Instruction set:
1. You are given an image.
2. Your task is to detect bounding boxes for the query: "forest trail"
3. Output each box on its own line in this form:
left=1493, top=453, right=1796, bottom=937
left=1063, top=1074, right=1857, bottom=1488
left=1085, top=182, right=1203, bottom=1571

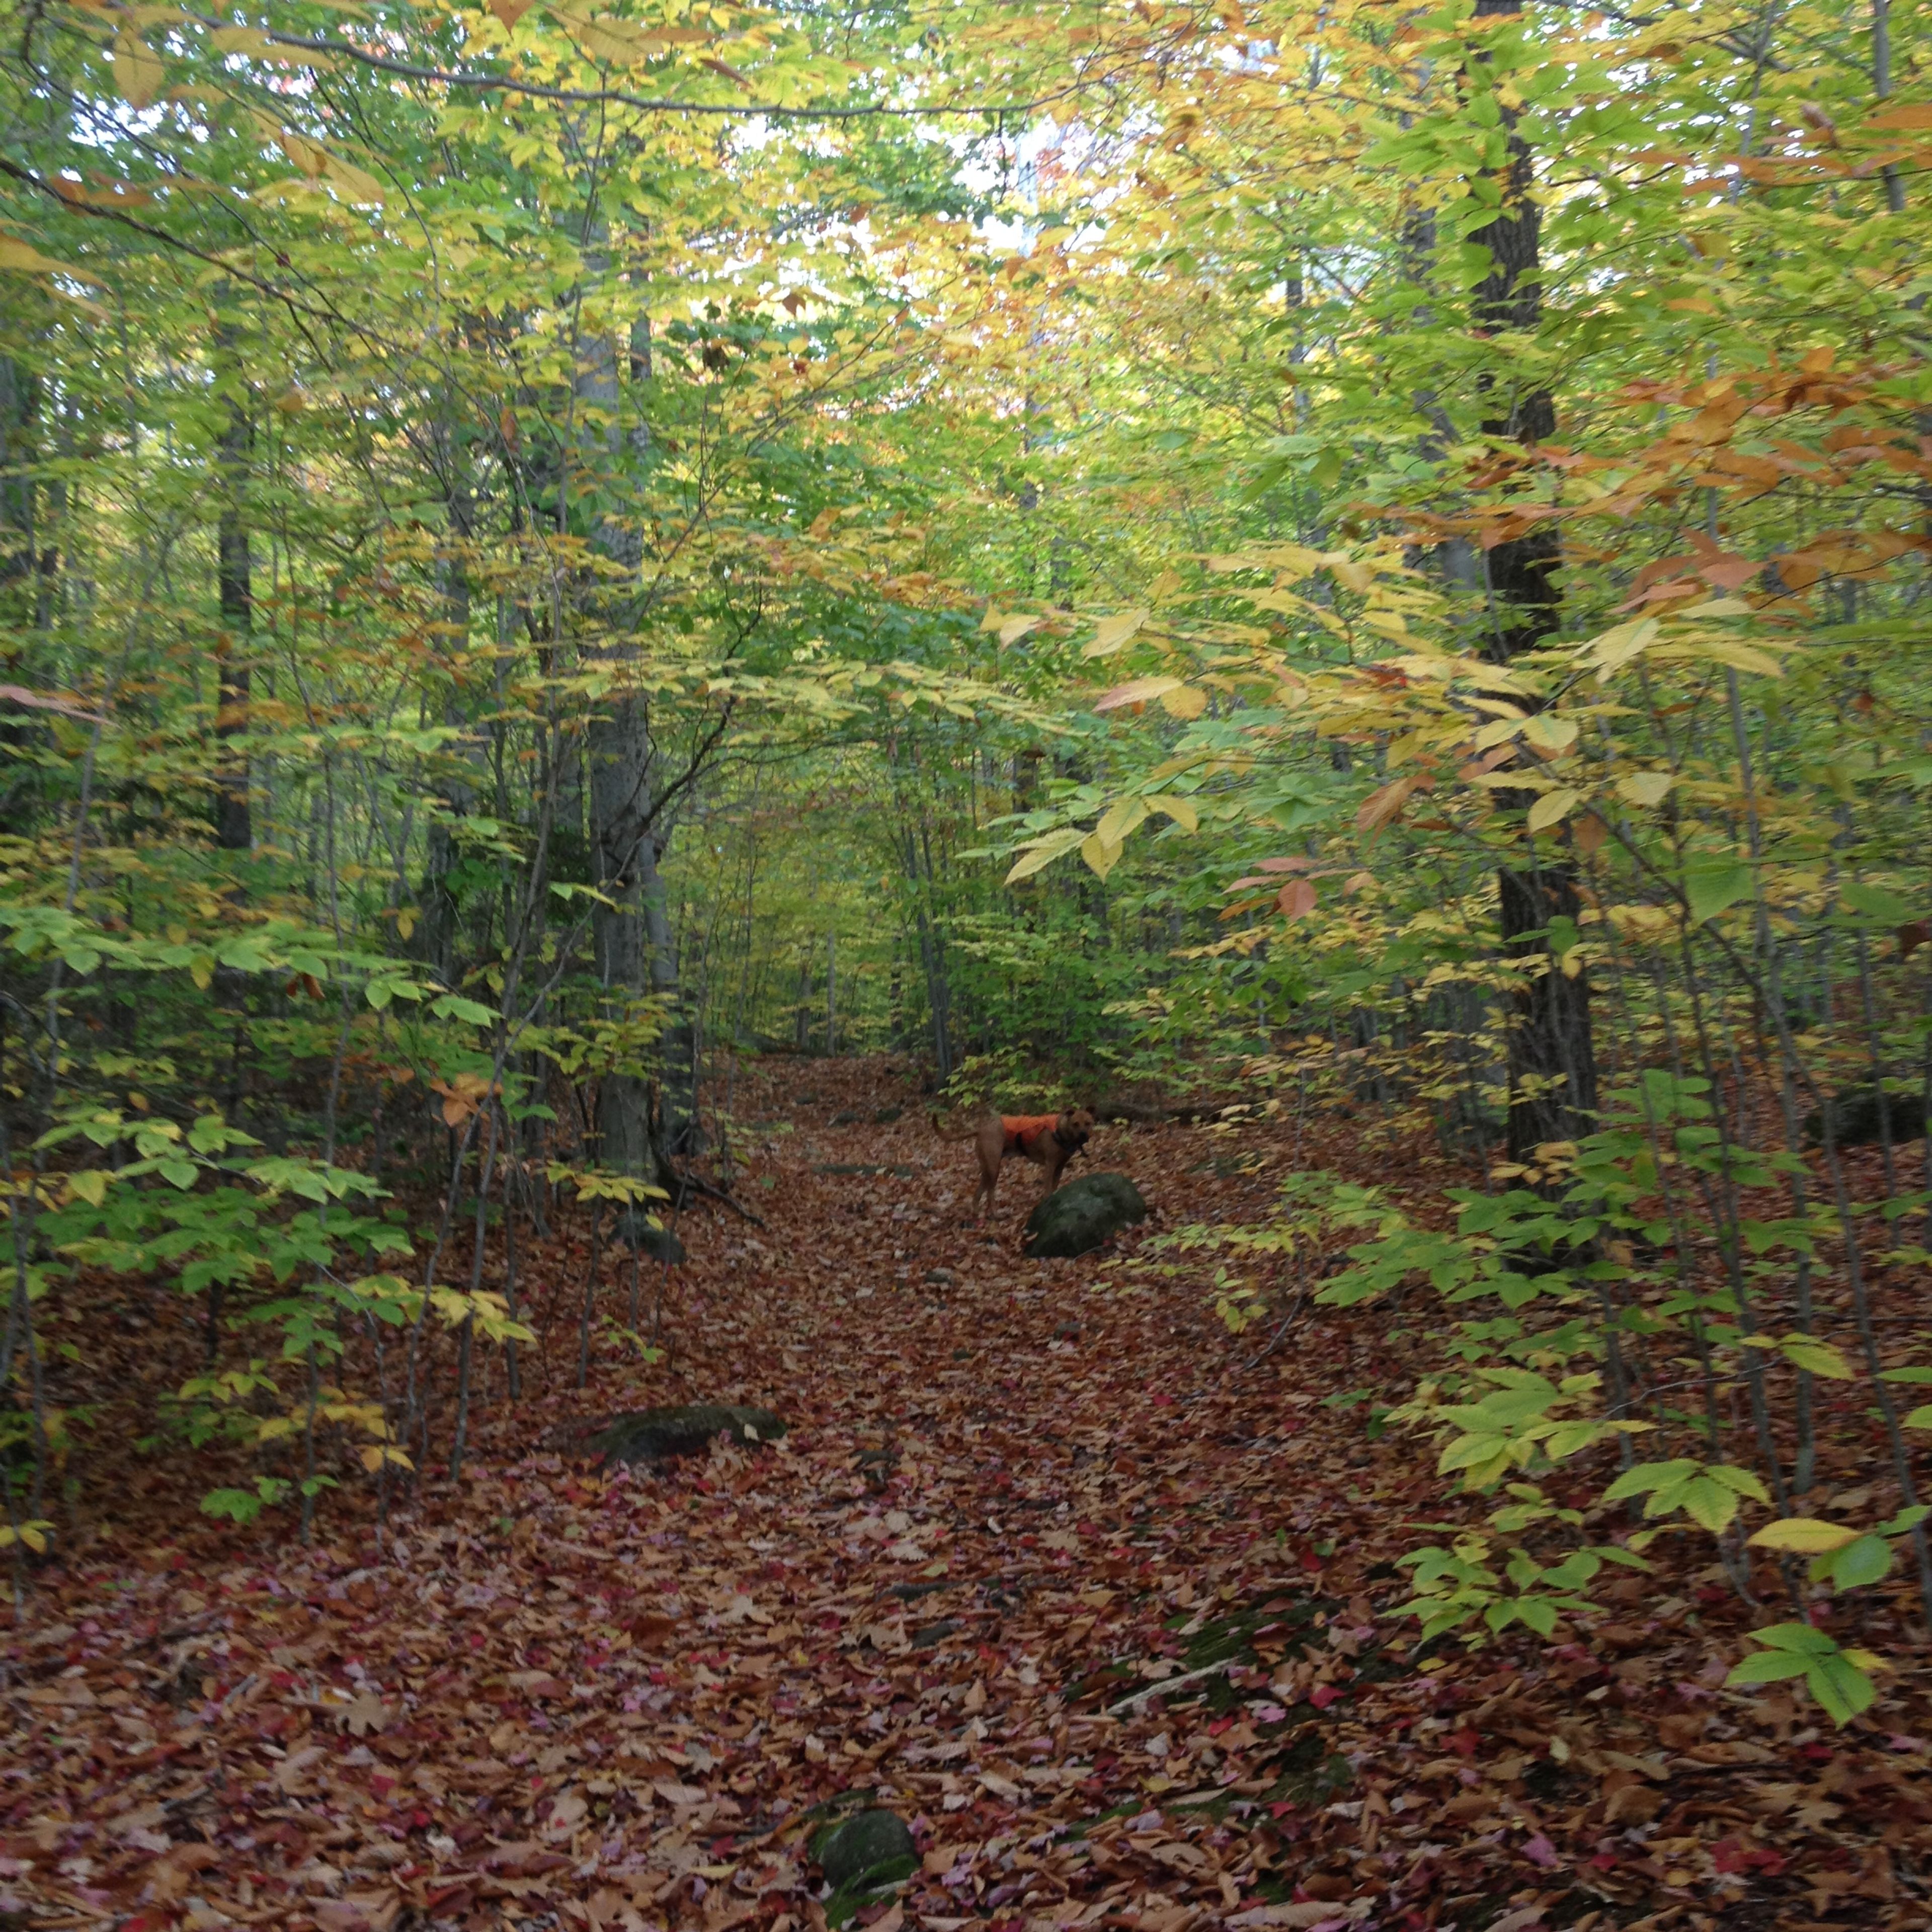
left=8, top=1062, right=1919, bottom=1932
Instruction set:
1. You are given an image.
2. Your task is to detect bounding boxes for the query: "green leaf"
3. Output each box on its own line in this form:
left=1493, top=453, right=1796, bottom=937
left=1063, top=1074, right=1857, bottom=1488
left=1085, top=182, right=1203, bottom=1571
left=1777, top=1335, right=1854, bottom=1378
left=1746, top=1621, right=1837, bottom=1655
left=1814, top=1534, right=1892, bottom=1591
left=1005, top=827, right=1085, bottom=883
left=1725, top=1650, right=1812, bottom=1685
left=1841, top=881, right=1919, bottom=925
left=1684, top=860, right=1754, bottom=925
left=1603, top=1459, right=1694, bottom=1501
left=1804, top=1652, right=1878, bottom=1727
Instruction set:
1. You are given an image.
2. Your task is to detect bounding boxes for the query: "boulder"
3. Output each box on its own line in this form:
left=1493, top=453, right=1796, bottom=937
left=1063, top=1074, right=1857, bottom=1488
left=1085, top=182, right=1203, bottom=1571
left=611, top=1211, right=686, bottom=1265
left=1024, top=1172, right=1148, bottom=1258
left=814, top=1809, right=917, bottom=1894
left=589, top=1404, right=784, bottom=1465
left=1805, top=1084, right=1930, bottom=1148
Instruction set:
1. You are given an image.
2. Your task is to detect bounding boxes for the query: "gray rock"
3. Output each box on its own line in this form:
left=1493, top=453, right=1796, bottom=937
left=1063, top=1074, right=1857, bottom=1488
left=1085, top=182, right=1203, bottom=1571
left=589, top=1404, right=784, bottom=1465
left=1023, top=1172, right=1148, bottom=1259
left=815, top=1809, right=917, bottom=1893
left=872, top=1104, right=904, bottom=1124
left=611, top=1211, right=685, bottom=1265
left=1805, top=1083, right=1929, bottom=1148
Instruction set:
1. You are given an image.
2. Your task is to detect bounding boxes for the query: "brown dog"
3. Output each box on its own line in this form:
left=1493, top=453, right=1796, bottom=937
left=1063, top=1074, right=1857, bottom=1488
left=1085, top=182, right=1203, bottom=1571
left=973, top=1108, right=1094, bottom=1216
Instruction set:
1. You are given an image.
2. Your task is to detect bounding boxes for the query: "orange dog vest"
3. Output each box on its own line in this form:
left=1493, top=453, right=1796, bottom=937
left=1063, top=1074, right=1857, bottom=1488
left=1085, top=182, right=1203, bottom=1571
left=1001, top=1114, right=1063, bottom=1157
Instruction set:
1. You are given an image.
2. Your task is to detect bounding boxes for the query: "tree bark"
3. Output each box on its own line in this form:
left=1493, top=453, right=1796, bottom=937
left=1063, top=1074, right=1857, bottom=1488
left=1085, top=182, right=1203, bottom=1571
left=213, top=340, right=253, bottom=853
left=575, top=276, right=697, bottom=1188
left=1470, top=0, right=1597, bottom=1162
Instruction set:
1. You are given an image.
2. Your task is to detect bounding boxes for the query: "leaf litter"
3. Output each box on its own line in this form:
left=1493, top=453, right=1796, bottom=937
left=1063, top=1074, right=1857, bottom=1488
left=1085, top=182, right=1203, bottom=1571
left=5, top=1059, right=1931, bottom=1932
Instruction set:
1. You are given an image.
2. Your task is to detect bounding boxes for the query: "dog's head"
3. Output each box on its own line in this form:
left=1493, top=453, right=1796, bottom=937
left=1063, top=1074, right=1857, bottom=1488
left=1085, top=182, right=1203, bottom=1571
left=1055, top=1107, right=1095, bottom=1151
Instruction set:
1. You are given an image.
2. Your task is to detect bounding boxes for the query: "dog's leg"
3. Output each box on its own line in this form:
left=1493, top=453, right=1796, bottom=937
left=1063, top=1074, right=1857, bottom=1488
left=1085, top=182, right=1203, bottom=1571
left=973, top=1118, right=1002, bottom=1222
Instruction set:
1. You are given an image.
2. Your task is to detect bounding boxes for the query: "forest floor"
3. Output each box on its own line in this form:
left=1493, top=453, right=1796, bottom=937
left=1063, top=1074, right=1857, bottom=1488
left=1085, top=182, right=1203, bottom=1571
left=4, top=1058, right=1930, bottom=1932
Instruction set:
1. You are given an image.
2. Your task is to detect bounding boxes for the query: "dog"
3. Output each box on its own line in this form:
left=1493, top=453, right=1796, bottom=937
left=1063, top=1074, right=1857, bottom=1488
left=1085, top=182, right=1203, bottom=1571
left=972, top=1107, right=1094, bottom=1216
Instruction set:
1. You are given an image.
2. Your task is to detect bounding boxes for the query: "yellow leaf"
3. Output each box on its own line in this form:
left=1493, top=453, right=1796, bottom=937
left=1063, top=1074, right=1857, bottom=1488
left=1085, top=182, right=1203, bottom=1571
left=1147, top=795, right=1198, bottom=833
left=1159, top=683, right=1208, bottom=719
left=1080, top=831, right=1123, bottom=880
left=0, top=234, right=96, bottom=282
left=1520, top=712, right=1579, bottom=755
left=281, top=131, right=328, bottom=179
left=1689, top=636, right=1784, bottom=679
left=396, top=907, right=418, bottom=941
left=65, top=1170, right=109, bottom=1207
left=1329, top=559, right=1374, bottom=595
left=1747, top=1517, right=1860, bottom=1554
left=1096, top=675, right=1181, bottom=713
left=113, top=28, right=165, bottom=108
left=1095, top=798, right=1149, bottom=847
left=321, top=150, right=387, bottom=205
left=1585, top=617, right=1660, bottom=680
left=577, top=14, right=656, bottom=61
left=1617, top=770, right=1675, bottom=807
left=998, top=613, right=1043, bottom=648
left=1527, top=787, right=1580, bottom=834
left=1082, top=608, right=1149, bottom=659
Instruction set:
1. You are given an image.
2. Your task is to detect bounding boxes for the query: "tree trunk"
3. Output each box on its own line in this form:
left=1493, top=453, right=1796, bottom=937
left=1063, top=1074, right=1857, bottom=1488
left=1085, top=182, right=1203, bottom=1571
left=576, top=276, right=694, bottom=1187
left=589, top=684, right=655, bottom=1179
left=1470, top=0, right=1597, bottom=1162
left=0, top=356, right=37, bottom=604
left=213, top=343, right=253, bottom=853
left=421, top=469, right=475, bottom=985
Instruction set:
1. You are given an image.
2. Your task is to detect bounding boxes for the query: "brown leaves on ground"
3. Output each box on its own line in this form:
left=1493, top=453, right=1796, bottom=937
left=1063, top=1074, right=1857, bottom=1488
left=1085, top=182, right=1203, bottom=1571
left=4, top=1060, right=1930, bottom=1932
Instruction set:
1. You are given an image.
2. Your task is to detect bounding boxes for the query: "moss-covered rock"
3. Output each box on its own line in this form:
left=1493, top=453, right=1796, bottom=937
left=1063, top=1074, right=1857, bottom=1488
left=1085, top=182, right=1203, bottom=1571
left=813, top=1808, right=916, bottom=1893
left=1023, top=1172, right=1148, bottom=1259
left=589, top=1404, right=784, bottom=1465
left=611, top=1211, right=686, bottom=1264
left=1804, top=1083, right=1930, bottom=1148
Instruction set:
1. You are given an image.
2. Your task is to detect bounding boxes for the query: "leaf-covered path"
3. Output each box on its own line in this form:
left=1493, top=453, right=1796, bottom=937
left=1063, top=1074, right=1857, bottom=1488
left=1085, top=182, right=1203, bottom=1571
left=6, top=1062, right=1928, bottom=1932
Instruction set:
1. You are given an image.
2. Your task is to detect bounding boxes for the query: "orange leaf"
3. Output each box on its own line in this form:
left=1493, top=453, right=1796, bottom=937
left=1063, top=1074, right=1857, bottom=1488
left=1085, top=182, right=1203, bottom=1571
left=1356, top=777, right=1416, bottom=834
left=1277, top=878, right=1317, bottom=919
